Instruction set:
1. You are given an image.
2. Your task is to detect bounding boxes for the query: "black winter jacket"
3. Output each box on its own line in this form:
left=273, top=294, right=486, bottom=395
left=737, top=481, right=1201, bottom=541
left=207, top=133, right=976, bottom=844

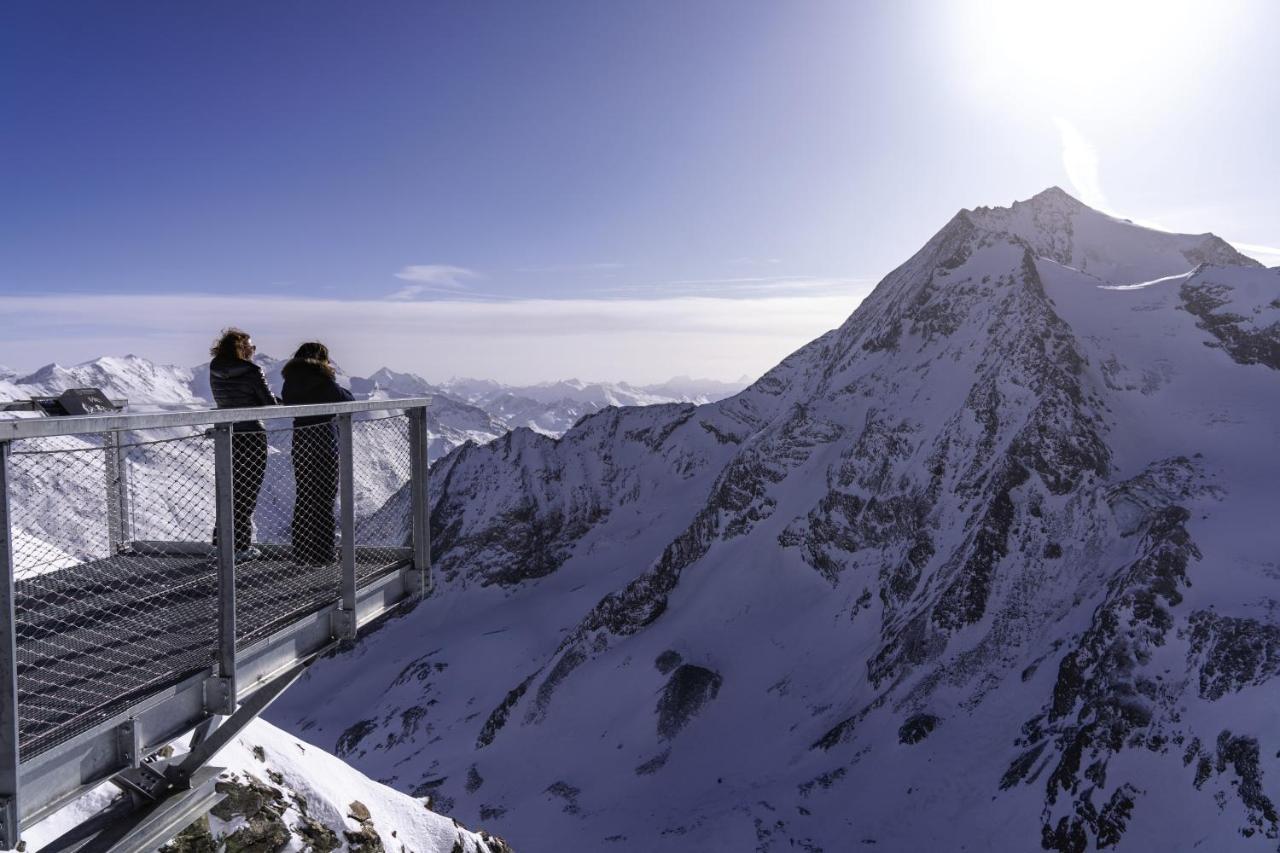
left=209, top=356, right=278, bottom=430
left=281, top=358, right=354, bottom=428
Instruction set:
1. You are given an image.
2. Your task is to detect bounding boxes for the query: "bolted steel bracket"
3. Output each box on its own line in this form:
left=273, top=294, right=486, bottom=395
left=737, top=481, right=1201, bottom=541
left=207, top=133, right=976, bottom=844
left=202, top=677, right=236, bottom=716
left=403, top=566, right=427, bottom=601
left=113, top=762, right=176, bottom=803
left=117, top=719, right=143, bottom=768
left=331, top=608, right=357, bottom=642
left=0, top=796, right=16, bottom=851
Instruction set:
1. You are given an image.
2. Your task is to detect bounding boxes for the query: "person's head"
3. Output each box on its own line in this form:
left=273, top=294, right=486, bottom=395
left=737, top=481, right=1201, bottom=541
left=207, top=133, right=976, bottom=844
left=210, top=328, right=255, bottom=361
left=293, top=341, right=330, bottom=364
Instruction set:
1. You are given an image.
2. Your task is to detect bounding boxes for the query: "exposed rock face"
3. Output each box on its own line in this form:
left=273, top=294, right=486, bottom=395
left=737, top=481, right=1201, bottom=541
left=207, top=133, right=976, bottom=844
left=269, top=189, right=1280, bottom=851
left=1180, top=278, right=1280, bottom=370
left=897, top=713, right=939, bottom=745
left=1190, top=612, right=1280, bottom=701
left=656, top=665, right=723, bottom=740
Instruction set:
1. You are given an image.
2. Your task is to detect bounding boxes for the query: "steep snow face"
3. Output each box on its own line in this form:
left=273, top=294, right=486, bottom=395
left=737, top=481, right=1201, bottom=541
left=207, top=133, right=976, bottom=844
left=22, top=719, right=510, bottom=853
left=266, top=188, right=1280, bottom=852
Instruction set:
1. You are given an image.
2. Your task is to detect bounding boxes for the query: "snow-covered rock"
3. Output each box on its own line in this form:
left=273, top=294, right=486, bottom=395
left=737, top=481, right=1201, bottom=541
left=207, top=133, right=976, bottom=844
left=22, top=719, right=511, bottom=853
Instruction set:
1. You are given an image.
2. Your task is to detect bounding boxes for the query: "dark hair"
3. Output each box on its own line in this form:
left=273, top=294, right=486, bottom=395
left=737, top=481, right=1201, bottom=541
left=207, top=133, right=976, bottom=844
left=210, top=328, right=255, bottom=360
left=293, top=341, right=330, bottom=363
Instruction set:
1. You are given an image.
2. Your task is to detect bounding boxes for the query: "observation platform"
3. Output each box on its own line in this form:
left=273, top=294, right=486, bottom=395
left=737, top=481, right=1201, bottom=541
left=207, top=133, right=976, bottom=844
left=0, top=398, right=432, bottom=851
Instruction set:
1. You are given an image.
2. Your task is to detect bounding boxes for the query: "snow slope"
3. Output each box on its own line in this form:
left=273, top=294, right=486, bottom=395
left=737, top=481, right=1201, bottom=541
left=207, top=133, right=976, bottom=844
left=263, top=188, right=1280, bottom=852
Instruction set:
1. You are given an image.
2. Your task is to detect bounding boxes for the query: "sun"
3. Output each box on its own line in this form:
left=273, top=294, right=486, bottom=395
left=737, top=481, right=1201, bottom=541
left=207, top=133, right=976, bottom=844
left=954, top=0, right=1236, bottom=117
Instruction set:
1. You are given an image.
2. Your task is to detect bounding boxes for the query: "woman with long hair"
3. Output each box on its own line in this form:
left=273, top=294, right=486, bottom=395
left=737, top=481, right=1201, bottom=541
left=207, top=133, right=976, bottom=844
left=208, top=327, right=278, bottom=560
left=281, top=341, right=353, bottom=565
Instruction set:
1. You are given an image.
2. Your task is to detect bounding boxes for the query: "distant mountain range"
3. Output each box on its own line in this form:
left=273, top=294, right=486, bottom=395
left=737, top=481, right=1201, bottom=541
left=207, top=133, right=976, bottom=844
left=0, top=357, right=750, bottom=460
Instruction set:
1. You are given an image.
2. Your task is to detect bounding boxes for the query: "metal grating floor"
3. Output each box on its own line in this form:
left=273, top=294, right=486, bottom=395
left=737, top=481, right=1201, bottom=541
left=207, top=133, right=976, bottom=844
left=14, top=547, right=407, bottom=758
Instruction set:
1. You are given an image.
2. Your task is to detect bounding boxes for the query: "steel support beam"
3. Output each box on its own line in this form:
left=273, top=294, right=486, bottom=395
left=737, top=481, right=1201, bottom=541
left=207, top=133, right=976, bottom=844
left=210, top=425, right=237, bottom=715
left=0, top=441, right=20, bottom=848
left=408, top=406, right=431, bottom=599
left=335, top=414, right=357, bottom=640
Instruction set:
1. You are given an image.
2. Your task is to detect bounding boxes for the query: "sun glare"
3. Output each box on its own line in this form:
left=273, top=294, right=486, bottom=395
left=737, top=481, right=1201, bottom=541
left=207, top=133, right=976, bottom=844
left=958, top=0, right=1236, bottom=116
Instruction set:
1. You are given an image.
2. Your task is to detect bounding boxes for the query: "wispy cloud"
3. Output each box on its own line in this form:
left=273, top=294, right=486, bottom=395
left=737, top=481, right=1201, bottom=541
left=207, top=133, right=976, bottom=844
left=1230, top=241, right=1280, bottom=266
left=389, top=264, right=479, bottom=299
left=598, top=275, right=873, bottom=298
left=514, top=262, right=624, bottom=274
left=1053, top=117, right=1110, bottom=213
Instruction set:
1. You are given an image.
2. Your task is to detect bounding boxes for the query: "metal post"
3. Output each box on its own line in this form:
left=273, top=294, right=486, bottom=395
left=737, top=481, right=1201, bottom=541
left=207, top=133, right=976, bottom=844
left=0, top=441, right=21, bottom=848
left=334, top=415, right=357, bottom=640
left=209, top=425, right=237, bottom=715
left=408, top=405, right=431, bottom=599
left=103, top=431, right=131, bottom=555
left=115, top=430, right=132, bottom=551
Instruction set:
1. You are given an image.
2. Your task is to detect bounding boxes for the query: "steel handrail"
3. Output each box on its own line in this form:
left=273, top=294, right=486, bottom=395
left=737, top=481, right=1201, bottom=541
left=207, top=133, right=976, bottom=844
left=0, top=397, right=432, bottom=440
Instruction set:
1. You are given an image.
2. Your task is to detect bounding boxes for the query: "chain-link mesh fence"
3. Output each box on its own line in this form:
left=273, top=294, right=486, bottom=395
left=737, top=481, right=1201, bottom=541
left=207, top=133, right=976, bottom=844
left=8, top=430, right=218, bottom=758
left=4, top=407, right=420, bottom=757
left=351, top=414, right=414, bottom=585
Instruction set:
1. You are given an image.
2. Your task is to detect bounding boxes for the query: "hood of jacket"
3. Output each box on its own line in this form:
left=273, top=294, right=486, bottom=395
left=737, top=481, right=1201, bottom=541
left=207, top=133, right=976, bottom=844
left=281, top=357, right=336, bottom=392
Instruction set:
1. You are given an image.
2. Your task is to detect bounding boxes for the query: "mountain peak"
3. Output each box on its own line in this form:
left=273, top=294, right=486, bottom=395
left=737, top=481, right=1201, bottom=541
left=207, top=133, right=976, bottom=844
left=1026, top=184, right=1086, bottom=209
left=957, top=187, right=1260, bottom=285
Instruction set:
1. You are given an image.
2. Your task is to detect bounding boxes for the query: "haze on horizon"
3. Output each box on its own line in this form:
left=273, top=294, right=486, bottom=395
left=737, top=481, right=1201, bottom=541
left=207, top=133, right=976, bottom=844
left=2, top=0, right=1276, bottom=383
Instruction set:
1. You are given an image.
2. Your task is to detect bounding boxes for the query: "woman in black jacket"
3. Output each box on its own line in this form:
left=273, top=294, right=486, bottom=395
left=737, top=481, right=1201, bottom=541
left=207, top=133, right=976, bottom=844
left=281, top=342, right=353, bottom=565
left=209, top=328, right=278, bottom=559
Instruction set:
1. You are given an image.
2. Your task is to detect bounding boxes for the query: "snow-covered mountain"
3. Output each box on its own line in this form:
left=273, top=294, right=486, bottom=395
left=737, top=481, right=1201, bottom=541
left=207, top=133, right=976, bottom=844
left=8, top=355, right=197, bottom=408
left=437, top=376, right=752, bottom=435
left=262, top=188, right=1280, bottom=851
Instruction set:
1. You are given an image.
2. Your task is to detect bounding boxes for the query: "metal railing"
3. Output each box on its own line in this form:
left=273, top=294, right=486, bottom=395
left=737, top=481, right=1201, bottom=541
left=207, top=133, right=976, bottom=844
left=0, top=398, right=431, bottom=847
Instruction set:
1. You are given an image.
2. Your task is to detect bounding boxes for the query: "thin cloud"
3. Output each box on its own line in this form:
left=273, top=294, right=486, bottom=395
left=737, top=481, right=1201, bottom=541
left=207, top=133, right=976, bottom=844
left=1053, top=117, right=1110, bottom=213
left=1230, top=241, right=1280, bottom=266
left=599, top=275, right=873, bottom=298
left=389, top=264, right=479, bottom=299
left=514, top=262, right=624, bottom=273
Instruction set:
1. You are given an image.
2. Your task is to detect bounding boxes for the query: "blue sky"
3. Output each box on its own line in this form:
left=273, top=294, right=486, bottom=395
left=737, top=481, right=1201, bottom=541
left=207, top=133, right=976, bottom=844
left=2, top=0, right=1277, bottom=381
